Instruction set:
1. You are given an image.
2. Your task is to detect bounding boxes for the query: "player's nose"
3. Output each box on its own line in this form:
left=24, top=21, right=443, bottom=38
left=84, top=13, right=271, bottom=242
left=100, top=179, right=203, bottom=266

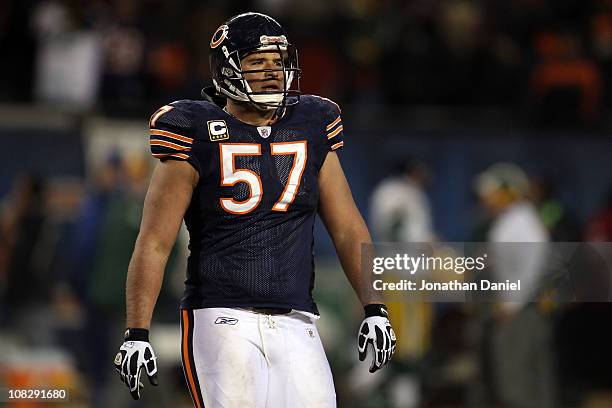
left=264, top=66, right=281, bottom=79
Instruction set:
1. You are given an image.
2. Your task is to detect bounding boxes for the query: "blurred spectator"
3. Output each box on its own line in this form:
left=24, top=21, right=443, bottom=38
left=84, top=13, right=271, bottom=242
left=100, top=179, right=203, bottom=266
left=1, top=0, right=612, bottom=119
left=476, top=162, right=548, bottom=244
left=1, top=174, right=48, bottom=313
left=147, top=42, right=190, bottom=103
left=475, top=162, right=549, bottom=307
left=99, top=0, right=147, bottom=116
left=370, top=158, right=434, bottom=243
left=369, top=158, right=435, bottom=408
left=474, top=162, right=554, bottom=408
left=529, top=30, right=602, bottom=125
left=32, top=0, right=102, bottom=110
left=64, top=151, right=123, bottom=298
left=87, top=153, right=150, bottom=315
left=84, top=153, right=149, bottom=407
left=76, top=152, right=181, bottom=406
left=47, top=152, right=124, bottom=407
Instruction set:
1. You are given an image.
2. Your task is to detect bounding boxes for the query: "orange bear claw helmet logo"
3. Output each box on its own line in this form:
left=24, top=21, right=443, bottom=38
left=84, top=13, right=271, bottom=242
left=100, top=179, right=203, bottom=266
left=210, top=25, right=229, bottom=49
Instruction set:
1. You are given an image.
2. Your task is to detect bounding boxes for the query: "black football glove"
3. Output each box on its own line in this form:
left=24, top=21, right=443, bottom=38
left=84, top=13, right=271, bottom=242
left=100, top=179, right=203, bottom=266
left=358, top=304, right=396, bottom=373
left=114, top=328, right=158, bottom=400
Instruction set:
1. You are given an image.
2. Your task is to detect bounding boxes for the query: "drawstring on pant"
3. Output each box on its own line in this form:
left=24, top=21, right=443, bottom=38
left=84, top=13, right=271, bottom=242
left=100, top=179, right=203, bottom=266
left=258, top=314, right=277, bottom=367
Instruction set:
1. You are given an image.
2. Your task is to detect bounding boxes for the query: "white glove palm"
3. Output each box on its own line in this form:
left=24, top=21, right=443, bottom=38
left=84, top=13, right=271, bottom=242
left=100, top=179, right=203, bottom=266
left=114, top=339, right=158, bottom=399
left=358, top=305, right=396, bottom=373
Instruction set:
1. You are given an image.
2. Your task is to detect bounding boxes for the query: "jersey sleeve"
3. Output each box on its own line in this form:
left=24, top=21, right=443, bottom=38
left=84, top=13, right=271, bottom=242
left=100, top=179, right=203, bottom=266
left=321, top=99, right=344, bottom=152
left=148, top=102, right=201, bottom=174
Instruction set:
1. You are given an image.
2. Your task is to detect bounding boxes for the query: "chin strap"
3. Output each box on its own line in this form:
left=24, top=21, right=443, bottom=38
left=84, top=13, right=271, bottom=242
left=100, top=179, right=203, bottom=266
left=266, top=106, right=286, bottom=125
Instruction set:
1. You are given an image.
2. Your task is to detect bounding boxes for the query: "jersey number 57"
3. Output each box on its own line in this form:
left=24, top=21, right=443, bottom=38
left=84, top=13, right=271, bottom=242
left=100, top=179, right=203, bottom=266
left=219, top=142, right=307, bottom=214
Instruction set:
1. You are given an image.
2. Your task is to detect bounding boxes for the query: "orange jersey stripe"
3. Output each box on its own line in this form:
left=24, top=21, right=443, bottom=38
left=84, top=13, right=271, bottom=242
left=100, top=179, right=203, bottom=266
left=149, top=105, right=174, bottom=128
left=150, top=139, right=191, bottom=151
left=331, top=141, right=344, bottom=150
left=182, top=310, right=202, bottom=408
left=153, top=153, right=189, bottom=160
left=325, top=116, right=342, bottom=131
left=150, top=129, right=193, bottom=143
left=327, top=125, right=343, bottom=139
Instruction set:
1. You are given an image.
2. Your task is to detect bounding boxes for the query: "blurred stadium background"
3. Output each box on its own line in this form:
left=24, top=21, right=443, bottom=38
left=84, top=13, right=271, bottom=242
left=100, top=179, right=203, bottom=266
left=1, top=0, right=612, bottom=407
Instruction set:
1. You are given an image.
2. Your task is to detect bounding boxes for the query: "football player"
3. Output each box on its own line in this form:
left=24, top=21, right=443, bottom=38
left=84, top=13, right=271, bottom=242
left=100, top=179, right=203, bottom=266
left=114, top=12, right=396, bottom=407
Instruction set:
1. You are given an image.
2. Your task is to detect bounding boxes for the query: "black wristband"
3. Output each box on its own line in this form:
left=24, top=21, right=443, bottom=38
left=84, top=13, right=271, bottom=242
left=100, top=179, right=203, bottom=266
left=364, top=304, right=388, bottom=318
left=124, top=328, right=149, bottom=342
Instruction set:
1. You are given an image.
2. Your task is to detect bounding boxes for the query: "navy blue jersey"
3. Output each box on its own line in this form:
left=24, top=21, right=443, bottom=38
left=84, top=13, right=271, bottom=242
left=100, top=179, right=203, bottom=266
left=148, top=95, right=345, bottom=314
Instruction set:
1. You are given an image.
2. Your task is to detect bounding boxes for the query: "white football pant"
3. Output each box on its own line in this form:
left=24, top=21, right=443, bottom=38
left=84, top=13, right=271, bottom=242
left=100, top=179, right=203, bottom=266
left=180, top=308, right=337, bottom=408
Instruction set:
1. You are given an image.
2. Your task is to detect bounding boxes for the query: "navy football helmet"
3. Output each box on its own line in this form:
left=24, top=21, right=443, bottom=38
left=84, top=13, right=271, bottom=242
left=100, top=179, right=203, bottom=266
left=208, top=12, right=300, bottom=110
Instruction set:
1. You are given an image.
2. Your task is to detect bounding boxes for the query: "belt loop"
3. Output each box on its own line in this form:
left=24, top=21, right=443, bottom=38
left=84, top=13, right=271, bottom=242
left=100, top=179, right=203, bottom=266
left=258, top=315, right=272, bottom=367
left=267, top=314, right=278, bottom=329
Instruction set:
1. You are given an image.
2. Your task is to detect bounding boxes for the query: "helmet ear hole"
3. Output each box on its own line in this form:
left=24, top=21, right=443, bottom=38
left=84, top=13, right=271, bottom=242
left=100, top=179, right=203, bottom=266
left=208, top=12, right=301, bottom=109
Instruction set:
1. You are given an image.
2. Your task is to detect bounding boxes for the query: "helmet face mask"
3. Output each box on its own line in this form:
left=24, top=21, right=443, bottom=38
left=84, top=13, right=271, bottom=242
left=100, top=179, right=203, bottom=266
left=209, top=13, right=301, bottom=111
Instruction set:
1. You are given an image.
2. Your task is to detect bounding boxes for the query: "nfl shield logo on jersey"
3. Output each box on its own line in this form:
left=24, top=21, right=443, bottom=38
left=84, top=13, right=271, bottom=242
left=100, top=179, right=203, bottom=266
left=257, top=126, right=271, bottom=138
